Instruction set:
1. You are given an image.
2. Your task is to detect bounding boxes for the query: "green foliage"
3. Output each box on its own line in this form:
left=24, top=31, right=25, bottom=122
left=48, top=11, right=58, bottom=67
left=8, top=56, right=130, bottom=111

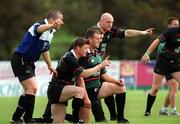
left=0, top=0, right=179, bottom=60
left=49, top=29, right=75, bottom=60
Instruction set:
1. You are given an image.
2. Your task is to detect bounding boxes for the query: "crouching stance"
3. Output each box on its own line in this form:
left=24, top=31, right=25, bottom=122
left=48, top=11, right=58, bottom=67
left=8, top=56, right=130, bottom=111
left=73, top=27, right=129, bottom=124
left=47, top=37, right=110, bottom=123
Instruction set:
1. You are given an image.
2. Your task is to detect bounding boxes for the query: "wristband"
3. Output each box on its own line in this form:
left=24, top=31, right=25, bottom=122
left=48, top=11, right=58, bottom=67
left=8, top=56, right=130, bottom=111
left=145, top=50, right=151, bottom=60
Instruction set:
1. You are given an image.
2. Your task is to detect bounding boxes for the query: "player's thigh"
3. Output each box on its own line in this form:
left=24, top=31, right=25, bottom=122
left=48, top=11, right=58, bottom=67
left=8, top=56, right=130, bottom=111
left=152, top=73, right=164, bottom=89
left=60, top=85, right=83, bottom=102
left=21, top=77, right=38, bottom=92
left=98, top=82, right=125, bottom=99
left=171, top=71, right=180, bottom=83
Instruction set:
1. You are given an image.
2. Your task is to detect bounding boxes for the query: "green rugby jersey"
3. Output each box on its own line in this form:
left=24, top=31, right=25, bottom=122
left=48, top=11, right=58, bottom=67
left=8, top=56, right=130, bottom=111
left=79, top=50, right=107, bottom=89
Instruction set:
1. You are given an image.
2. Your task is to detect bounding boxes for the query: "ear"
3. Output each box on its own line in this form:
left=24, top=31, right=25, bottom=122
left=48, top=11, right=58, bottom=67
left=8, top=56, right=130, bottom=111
left=48, top=18, right=55, bottom=24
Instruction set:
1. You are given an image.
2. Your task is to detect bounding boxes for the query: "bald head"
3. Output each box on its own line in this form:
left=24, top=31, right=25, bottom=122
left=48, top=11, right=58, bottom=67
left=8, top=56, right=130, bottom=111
left=99, top=13, right=114, bottom=32
left=100, top=13, right=114, bottom=21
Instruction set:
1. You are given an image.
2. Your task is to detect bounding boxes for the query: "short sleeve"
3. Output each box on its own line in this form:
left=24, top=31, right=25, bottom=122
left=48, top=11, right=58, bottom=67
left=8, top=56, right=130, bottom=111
left=65, top=55, right=84, bottom=77
left=159, top=28, right=172, bottom=43
left=111, top=26, right=125, bottom=39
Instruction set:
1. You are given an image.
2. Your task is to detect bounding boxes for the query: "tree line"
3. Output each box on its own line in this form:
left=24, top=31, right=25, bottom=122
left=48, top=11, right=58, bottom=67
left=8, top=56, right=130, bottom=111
left=0, top=0, right=179, bottom=60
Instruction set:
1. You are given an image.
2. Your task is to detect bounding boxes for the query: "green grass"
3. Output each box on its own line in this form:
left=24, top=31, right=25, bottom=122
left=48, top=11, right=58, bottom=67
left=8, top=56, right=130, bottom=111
left=0, top=90, right=180, bottom=124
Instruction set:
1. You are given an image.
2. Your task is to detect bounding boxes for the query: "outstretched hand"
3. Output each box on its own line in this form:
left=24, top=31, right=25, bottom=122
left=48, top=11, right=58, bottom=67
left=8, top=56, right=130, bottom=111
left=100, top=55, right=111, bottom=69
left=144, top=28, right=154, bottom=35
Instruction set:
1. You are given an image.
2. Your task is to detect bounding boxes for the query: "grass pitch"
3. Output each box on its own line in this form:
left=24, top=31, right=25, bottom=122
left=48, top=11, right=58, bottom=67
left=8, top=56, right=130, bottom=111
left=0, top=90, right=180, bottom=124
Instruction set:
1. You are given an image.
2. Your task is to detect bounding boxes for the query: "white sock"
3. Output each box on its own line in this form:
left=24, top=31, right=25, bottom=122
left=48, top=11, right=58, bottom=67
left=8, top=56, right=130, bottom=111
left=171, top=108, right=176, bottom=113
left=161, top=106, right=168, bottom=112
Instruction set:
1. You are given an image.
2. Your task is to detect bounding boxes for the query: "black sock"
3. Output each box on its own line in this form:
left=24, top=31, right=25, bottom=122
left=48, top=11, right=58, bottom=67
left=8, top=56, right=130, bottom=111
left=12, top=95, right=25, bottom=121
left=91, top=100, right=106, bottom=122
left=42, top=100, right=52, bottom=118
left=145, top=93, right=156, bottom=113
left=23, top=94, right=35, bottom=122
left=116, top=93, right=126, bottom=121
left=104, top=95, right=117, bottom=118
left=72, top=98, right=83, bottom=123
left=65, top=113, right=73, bottom=122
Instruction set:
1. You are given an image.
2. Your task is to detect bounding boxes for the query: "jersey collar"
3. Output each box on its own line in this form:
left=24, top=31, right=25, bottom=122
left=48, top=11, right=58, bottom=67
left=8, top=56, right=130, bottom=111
left=71, top=49, right=78, bottom=60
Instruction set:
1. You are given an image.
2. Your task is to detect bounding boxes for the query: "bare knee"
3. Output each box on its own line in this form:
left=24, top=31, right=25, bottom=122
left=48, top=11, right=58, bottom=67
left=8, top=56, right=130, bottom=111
left=75, top=87, right=84, bottom=98
left=26, top=85, right=38, bottom=95
left=117, top=85, right=126, bottom=93
left=150, top=88, right=159, bottom=95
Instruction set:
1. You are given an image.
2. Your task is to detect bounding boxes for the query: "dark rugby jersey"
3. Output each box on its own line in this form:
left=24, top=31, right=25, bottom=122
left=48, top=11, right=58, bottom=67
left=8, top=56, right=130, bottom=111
left=51, top=51, right=84, bottom=85
left=79, top=50, right=107, bottom=89
left=98, top=26, right=125, bottom=56
left=159, top=27, right=180, bottom=61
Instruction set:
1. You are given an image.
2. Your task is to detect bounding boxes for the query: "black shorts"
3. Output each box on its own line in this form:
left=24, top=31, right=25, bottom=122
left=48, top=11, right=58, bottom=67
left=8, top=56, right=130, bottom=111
left=11, top=52, right=35, bottom=82
left=165, top=75, right=173, bottom=81
left=154, top=55, right=180, bottom=75
left=47, top=82, right=68, bottom=106
left=86, top=83, right=103, bottom=102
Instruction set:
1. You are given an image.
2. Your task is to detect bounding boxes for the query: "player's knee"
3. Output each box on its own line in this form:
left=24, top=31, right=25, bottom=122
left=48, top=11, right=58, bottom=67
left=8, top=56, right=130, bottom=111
left=76, top=87, right=84, bottom=98
left=26, top=85, right=37, bottom=95
left=118, top=85, right=126, bottom=93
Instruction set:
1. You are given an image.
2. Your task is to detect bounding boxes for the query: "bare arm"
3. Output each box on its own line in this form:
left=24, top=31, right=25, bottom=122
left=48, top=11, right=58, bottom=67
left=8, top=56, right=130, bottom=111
left=101, top=73, right=124, bottom=86
left=80, top=56, right=110, bottom=78
left=125, top=28, right=154, bottom=37
left=42, top=51, right=57, bottom=76
left=37, top=20, right=59, bottom=33
left=140, top=38, right=160, bottom=63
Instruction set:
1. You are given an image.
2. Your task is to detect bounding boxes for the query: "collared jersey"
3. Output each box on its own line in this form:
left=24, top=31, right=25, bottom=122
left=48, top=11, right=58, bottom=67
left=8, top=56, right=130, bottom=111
left=98, top=26, right=125, bottom=56
left=79, top=50, right=107, bottom=89
left=15, top=19, right=56, bottom=62
left=51, top=52, right=84, bottom=85
left=159, top=27, right=180, bottom=61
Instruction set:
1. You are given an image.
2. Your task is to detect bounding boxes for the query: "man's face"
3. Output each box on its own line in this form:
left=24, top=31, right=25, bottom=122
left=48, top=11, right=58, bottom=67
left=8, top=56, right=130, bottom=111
left=168, top=20, right=179, bottom=28
left=101, top=19, right=113, bottom=31
left=79, top=44, right=89, bottom=57
left=90, top=33, right=102, bottom=49
left=54, top=14, right=64, bottom=30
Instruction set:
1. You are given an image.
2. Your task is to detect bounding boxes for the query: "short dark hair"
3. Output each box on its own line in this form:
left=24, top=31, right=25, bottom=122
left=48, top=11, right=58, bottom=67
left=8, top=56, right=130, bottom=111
left=167, top=17, right=178, bottom=25
left=47, top=9, right=62, bottom=20
left=85, top=26, right=103, bottom=39
left=73, top=37, right=89, bottom=49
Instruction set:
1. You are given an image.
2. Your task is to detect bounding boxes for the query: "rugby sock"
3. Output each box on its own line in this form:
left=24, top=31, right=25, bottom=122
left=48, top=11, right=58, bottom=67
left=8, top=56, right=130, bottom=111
left=72, top=98, right=83, bottom=123
left=65, top=113, right=73, bottom=122
left=23, top=94, right=35, bottom=122
left=12, top=95, right=25, bottom=121
left=91, top=100, right=106, bottom=122
left=104, top=95, right=117, bottom=119
left=171, top=108, right=176, bottom=113
left=145, top=93, right=156, bottom=113
left=42, top=100, right=52, bottom=118
left=116, top=93, right=126, bottom=120
left=161, top=106, right=168, bottom=112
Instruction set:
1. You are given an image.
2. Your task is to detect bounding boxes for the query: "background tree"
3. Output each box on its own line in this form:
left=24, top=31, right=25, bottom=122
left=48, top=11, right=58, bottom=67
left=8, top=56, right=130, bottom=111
left=0, top=0, right=179, bottom=60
